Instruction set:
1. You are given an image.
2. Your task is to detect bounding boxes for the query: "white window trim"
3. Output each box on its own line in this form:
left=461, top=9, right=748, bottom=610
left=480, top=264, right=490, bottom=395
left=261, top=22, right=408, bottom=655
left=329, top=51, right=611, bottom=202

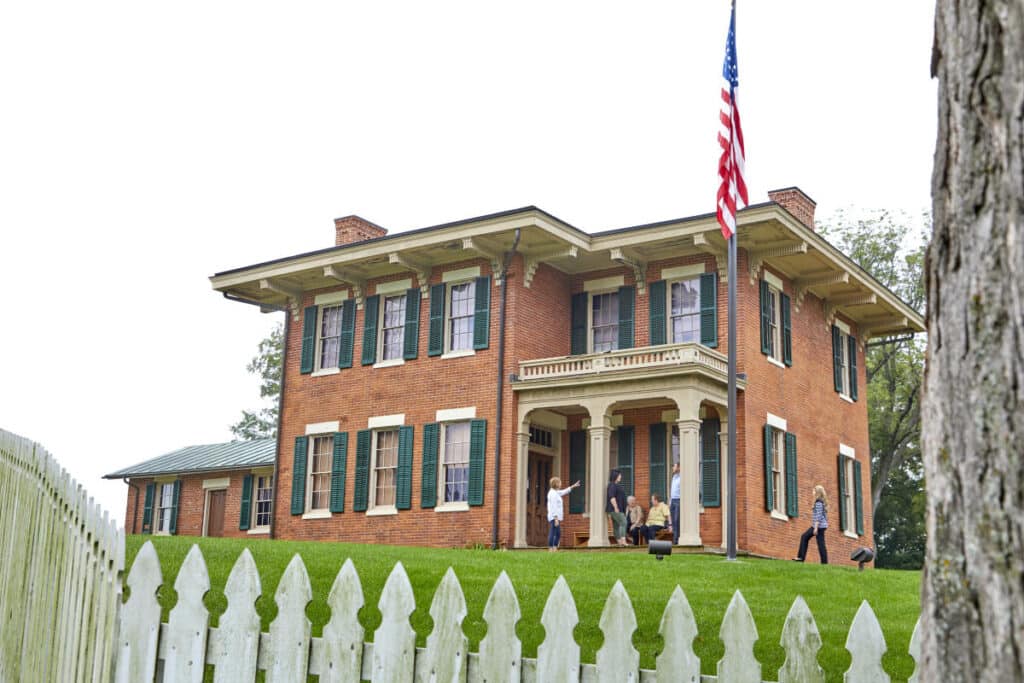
left=442, top=266, right=481, bottom=283
left=202, top=477, right=230, bottom=490
left=247, top=528, right=271, bottom=535
left=661, top=264, right=705, bottom=280
left=373, top=358, right=405, bottom=369
left=839, top=443, right=856, bottom=458
left=302, top=510, right=331, bottom=520
left=444, top=278, right=476, bottom=354
left=440, top=349, right=475, bottom=360
left=315, top=290, right=349, bottom=306
left=763, top=271, right=784, bottom=291
left=767, top=356, right=787, bottom=369
left=367, top=506, right=398, bottom=516
left=835, top=319, right=851, bottom=335
left=377, top=292, right=408, bottom=364
left=249, top=471, right=274, bottom=531
left=368, top=414, right=405, bottom=429
left=436, top=501, right=470, bottom=513
left=766, top=413, right=788, bottom=431
left=844, top=530, right=859, bottom=539
left=667, top=275, right=703, bottom=344
left=587, top=288, right=621, bottom=354
left=305, top=434, right=334, bottom=514
left=312, top=367, right=341, bottom=377
left=369, top=428, right=402, bottom=512
left=771, top=510, right=790, bottom=522
left=583, top=275, right=625, bottom=292
left=306, top=421, right=339, bottom=435
left=436, top=406, right=476, bottom=422
left=374, top=278, right=412, bottom=296
left=437, top=421, right=472, bottom=507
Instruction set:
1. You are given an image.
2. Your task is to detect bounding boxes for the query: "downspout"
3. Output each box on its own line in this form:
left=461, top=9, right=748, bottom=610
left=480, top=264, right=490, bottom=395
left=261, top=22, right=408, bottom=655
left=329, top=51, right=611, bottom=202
left=222, top=291, right=290, bottom=540
left=123, top=478, right=139, bottom=534
left=492, top=228, right=521, bottom=549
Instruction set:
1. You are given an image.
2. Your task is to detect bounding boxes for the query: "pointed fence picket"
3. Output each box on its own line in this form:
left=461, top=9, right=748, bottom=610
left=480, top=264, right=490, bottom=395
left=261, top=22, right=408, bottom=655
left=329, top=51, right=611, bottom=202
left=1, top=426, right=924, bottom=683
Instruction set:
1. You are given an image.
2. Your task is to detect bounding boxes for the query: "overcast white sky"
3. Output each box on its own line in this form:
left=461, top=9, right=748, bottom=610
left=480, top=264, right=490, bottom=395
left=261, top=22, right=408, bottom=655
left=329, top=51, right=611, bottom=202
left=0, top=1, right=936, bottom=520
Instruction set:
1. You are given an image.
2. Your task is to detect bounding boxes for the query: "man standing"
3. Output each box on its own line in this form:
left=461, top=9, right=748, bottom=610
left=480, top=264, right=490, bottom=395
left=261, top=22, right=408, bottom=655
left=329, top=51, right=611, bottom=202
left=669, top=462, right=680, bottom=545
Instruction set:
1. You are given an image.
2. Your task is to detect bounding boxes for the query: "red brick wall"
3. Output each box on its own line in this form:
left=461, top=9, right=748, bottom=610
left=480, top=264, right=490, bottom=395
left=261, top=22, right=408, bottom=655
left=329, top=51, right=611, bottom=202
left=124, top=470, right=271, bottom=539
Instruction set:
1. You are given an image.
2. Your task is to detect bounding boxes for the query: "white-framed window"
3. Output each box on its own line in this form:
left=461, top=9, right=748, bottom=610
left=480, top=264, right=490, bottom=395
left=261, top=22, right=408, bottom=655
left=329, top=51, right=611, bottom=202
left=318, top=304, right=343, bottom=369
left=591, top=291, right=620, bottom=352
left=765, top=284, right=781, bottom=361
left=841, top=453, right=856, bottom=533
left=372, top=428, right=400, bottom=509
left=380, top=294, right=407, bottom=361
left=308, top=435, right=333, bottom=512
left=253, top=474, right=273, bottom=529
left=768, top=426, right=786, bottom=516
left=157, top=482, right=175, bottom=533
left=670, top=278, right=701, bottom=343
left=441, top=421, right=471, bottom=503
left=836, top=325, right=853, bottom=398
left=448, top=281, right=475, bottom=352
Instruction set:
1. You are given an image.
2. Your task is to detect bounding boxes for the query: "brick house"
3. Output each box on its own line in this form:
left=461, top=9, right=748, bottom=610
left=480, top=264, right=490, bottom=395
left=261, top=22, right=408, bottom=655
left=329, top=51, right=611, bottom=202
left=106, top=439, right=275, bottom=538
left=206, top=188, right=923, bottom=564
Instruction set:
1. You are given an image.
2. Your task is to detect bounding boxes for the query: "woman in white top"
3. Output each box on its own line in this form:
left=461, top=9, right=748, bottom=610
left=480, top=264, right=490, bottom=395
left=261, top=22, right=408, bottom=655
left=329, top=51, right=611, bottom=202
left=547, top=477, right=581, bottom=551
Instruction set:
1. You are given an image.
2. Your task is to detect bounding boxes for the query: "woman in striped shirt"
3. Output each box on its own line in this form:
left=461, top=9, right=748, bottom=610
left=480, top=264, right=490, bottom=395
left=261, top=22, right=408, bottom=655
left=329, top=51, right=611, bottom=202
left=793, top=485, right=829, bottom=564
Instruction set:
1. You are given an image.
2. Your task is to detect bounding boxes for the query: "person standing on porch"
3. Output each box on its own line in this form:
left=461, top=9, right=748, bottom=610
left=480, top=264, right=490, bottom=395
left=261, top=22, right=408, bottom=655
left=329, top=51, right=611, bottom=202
left=793, top=485, right=829, bottom=564
left=669, top=462, right=681, bottom=545
left=606, top=469, right=628, bottom=547
left=546, top=477, right=580, bottom=552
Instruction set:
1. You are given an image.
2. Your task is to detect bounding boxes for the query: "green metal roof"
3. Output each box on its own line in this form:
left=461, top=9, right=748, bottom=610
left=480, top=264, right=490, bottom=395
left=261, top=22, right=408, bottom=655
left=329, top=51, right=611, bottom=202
left=104, top=439, right=276, bottom=479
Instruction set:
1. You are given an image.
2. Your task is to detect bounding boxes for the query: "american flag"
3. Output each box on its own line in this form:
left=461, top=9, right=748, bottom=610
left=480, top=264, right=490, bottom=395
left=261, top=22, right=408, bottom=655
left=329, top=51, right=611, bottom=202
left=716, top=2, right=747, bottom=240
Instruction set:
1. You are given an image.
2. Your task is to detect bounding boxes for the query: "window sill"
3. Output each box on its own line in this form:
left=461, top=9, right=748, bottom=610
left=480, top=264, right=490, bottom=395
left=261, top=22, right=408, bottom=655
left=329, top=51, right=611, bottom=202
left=441, top=349, right=475, bottom=360
left=367, top=506, right=398, bottom=517
left=844, top=530, right=859, bottom=539
left=302, top=510, right=331, bottom=520
left=435, top=502, right=470, bottom=513
left=766, top=357, right=787, bottom=369
left=770, top=510, right=789, bottom=522
left=311, top=367, right=340, bottom=377
left=839, top=393, right=855, bottom=404
left=374, top=358, right=405, bottom=369
left=247, top=527, right=270, bottom=535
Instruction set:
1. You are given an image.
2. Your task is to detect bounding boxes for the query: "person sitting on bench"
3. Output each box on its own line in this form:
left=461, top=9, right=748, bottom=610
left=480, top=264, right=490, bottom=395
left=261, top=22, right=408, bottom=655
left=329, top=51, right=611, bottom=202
left=625, top=495, right=645, bottom=545
left=644, top=493, right=672, bottom=542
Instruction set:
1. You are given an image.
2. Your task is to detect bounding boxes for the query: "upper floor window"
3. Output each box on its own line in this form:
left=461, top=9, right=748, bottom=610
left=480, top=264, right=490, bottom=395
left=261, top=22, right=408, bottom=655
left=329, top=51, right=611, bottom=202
left=381, top=294, right=407, bottom=361
left=448, top=281, right=475, bottom=352
left=318, top=304, right=343, bottom=369
left=308, top=434, right=333, bottom=512
left=592, top=291, right=620, bottom=352
left=300, top=294, right=355, bottom=374
left=832, top=323, right=859, bottom=401
left=759, top=274, right=792, bottom=366
left=670, top=278, right=701, bottom=343
left=372, top=429, right=400, bottom=508
left=441, top=421, right=471, bottom=503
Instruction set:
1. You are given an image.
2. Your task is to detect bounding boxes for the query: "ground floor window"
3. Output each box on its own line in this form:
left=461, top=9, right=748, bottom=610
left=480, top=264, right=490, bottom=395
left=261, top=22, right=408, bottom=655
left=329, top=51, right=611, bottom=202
left=308, top=435, right=333, bottom=512
left=373, top=429, right=400, bottom=508
left=253, top=475, right=273, bottom=528
left=157, top=482, right=175, bottom=533
left=442, top=421, right=470, bottom=503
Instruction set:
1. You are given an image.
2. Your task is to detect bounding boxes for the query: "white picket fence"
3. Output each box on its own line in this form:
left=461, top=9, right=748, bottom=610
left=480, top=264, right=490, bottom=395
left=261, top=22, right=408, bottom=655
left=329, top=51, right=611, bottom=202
left=118, top=541, right=923, bottom=682
left=0, top=429, right=125, bottom=682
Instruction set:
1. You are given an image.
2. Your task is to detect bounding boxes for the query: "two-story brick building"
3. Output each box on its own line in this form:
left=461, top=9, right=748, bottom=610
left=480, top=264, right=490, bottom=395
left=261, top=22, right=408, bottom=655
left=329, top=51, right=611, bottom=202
left=126, top=187, right=921, bottom=564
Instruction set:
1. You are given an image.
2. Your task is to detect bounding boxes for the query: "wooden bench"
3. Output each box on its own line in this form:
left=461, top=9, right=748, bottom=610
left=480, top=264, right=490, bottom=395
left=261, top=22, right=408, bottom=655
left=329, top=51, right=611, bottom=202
left=573, top=532, right=618, bottom=547
left=635, top=528, right=674, bottom=546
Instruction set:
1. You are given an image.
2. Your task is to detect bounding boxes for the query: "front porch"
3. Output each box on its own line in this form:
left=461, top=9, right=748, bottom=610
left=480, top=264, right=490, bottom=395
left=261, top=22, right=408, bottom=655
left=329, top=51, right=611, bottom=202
left=511, top=342, right=745, bottom=549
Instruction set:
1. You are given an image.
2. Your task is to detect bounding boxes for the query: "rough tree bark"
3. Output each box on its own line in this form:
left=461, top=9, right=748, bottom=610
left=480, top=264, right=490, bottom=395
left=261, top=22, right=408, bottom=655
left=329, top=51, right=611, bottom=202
left=923, top=1, right=1024, bottom=680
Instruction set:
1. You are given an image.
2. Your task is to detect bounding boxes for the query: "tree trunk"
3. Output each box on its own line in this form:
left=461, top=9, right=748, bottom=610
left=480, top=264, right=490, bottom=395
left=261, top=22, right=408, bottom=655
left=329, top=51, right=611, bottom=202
left=923, top=1, right=1024, bottom=680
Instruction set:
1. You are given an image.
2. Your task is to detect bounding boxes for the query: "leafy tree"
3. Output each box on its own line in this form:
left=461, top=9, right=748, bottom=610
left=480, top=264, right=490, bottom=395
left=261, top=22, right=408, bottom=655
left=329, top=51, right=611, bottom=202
left=230, top=322, right=283, bottom=440
left=820, top=209, right=927, bottom=568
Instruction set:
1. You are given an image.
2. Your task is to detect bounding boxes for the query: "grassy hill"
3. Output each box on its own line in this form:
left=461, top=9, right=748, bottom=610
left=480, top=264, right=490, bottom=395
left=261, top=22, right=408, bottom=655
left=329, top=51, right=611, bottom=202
left=125, top=535, right=920, bottom=680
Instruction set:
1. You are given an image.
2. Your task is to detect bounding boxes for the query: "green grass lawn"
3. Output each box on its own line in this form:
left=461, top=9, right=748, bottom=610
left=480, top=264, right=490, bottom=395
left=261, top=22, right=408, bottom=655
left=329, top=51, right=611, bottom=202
left=125, top=535, right=920, bottom=681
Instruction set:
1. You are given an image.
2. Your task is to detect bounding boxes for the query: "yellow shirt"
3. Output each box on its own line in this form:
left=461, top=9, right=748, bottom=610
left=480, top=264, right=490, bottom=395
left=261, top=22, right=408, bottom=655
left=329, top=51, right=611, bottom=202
left=647, top=502, right=670, bottom=526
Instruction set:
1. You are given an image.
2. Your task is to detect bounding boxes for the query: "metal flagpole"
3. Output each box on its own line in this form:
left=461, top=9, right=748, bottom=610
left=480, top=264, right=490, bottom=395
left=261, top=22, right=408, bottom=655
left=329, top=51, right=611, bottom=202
left=726, top=230, right=738, bottom=560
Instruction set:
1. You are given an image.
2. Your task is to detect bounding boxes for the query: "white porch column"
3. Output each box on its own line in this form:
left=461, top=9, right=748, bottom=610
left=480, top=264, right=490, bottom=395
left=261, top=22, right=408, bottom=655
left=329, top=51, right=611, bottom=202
left=513, top=429, right=531, bottom=548
left=676, top=418, right=703, bottom=546
left=719, top=429, right=730, bottom=549
left=587, top=421, right=613, bottom=547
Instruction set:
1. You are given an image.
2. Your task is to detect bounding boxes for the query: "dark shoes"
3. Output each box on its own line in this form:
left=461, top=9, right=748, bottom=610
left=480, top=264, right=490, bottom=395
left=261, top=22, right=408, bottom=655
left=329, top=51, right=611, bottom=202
left=791, top=557, right=804, bottom=562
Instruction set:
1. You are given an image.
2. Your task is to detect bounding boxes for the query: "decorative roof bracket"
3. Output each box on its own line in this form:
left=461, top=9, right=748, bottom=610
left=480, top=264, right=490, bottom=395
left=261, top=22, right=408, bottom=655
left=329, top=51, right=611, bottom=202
left=794, top=272, right=849, bottom=312
left=610, top=247, right=648, bottom=294
left=748, top=242, right=808, bottom=286
left=523, top=245, right=578, bottom=288
left=462, top=237, right=506, bottom=284
left=388, top=252, right=432, bottom=298
left=259, top=278, right=303, bottom=320
left=693, top=232, right=729, bottom=283
left=323, top=266, right=366, bottom=308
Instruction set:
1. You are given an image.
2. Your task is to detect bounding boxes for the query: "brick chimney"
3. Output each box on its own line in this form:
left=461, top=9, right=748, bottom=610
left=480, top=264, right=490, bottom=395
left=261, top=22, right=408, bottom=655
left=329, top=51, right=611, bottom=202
left=334, top=215, right=387, bottom=246
left=767, top=187, right=816, bottom=231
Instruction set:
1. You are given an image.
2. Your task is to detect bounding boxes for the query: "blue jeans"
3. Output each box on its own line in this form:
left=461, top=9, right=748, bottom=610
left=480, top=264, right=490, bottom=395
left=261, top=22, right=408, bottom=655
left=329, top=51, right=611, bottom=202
left=548, top=519, right=561, bottom=548
left=670, top=499, right=680, bottom=544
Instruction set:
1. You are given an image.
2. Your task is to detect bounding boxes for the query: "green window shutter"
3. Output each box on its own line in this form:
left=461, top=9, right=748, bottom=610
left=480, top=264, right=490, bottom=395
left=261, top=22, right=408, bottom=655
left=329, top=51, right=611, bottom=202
left=473, top=276, right=491, bottom=350
left=837, top=454, right=848, bottom=532
left=330, top=432, right=348, bottom=513
left=618, top=286, right=635, bottom=350
left=570, top=292, right=588, bottom=355
left=854, top=459, right=864, bottom=535
left=403, top=288, right=421, bottom=360
left=361, top=295, right=380, bottom=365
left=239, top=474, right=253, bottom=531
left=569, top=431, right=587, bottom=514
left=848, top=335, right=858, bottom=401
left=700, top=273, right=718, bottom=348
left=701, top=418, right=721, bottom=507
left=832, top=326, right=843, bottom=392
left=649, top=280, right=667, bottom=346
left=290, top=436, right=307, bottom=515
left=300, top=306, right=317, bottom=374
left=781, top=292, right=792, bottom=366
left=396, top=426, right=414, bottom=510
left=763, top=424, right=774, bottom=511
left=617, top=425, right=635, bottom=497
left=428, top=283, right=446, bottom=356
left=353, top=430, right=371, bottom=512
left=759, top=280, right=771, bottom=354
left=142, top=483, right=155, bottom=534
left=339, top=299, right=356, bottom=368
left=468, top=419, right=487, bottom=506
left=648, top=423, right=667, bottom=501
left=785, top=432, right=798, bottom=517
left=169, top=481, right=181, bottom=535
left=421, top=423, right=440, bottom=508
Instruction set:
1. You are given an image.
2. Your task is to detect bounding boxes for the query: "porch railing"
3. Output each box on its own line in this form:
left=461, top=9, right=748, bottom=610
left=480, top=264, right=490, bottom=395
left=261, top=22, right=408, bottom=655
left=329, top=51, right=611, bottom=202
left=517, top=342, right=731, bottom=382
